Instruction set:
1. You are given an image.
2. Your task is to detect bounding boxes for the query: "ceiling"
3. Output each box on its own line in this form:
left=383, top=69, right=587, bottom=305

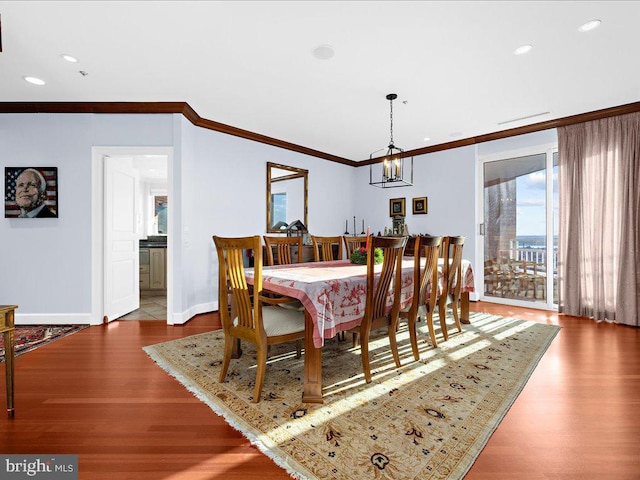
left=1, top=1, right=639, bottom=162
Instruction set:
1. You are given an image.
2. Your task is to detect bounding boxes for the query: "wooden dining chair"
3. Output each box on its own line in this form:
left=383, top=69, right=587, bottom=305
left=399, top=235, right=443, bottom=359
left=213, top=235, right=305, bottom=403
left=262, top=235, right=306, bottom=310
left=343, top=235, right=368, bottom=257
left=437, top=236, right=465, bottom=341
left=311, top=235, right=343, bottom=262
left=263, top=235, right=303, bottom=266
left=347, top=235, right=408, bottom=383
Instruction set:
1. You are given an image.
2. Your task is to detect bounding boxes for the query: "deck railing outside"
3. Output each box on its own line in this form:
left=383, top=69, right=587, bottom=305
left=486, top=242, right=558, bottom=303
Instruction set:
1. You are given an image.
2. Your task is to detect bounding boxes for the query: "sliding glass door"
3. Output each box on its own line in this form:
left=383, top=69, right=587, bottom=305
left=480, top=147, right=558, bottom=309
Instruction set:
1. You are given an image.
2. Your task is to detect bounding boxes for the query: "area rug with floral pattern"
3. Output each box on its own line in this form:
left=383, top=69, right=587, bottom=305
left=143, top=313, right=560, bottom=480
left=0, top=325, right=88, bottom=362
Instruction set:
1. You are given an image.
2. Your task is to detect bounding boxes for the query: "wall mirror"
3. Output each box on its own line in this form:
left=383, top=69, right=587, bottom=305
left=266, top=162, right=308, bottom=233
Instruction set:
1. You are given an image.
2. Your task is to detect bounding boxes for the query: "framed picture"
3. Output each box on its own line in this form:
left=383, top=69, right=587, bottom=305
left=412, top=196, right=428, bottom=215
left=4, top=167, right=58, bottom=218
left=389, top=197, right=405, bottom=217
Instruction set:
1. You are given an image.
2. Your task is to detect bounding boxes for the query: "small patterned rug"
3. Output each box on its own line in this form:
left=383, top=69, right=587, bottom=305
left=144, top=313, right=560, bottom=480
left=0, top=325, right=88, bottom=362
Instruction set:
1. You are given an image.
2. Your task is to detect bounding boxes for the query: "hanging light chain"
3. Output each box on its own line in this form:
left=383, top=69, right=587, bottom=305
left=389, top=96, right=394, bottom=146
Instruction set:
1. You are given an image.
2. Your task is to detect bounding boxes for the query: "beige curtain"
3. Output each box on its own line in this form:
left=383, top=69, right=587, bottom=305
left=557, top=112, right=640, bottom=326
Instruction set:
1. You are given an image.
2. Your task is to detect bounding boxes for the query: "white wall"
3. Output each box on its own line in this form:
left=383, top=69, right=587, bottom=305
left=352, top=146, right=479, bottom=294
left=477, top=129, right=557, bottom=158
left=174, top=117, right=354, bottom=323
left=350, top=131, right=559, bottom=300
left=0, top=112, right=450, bottom=324
left=0, top=113, right=174, bottom=323
left=0, top=112, right=558, bottom=324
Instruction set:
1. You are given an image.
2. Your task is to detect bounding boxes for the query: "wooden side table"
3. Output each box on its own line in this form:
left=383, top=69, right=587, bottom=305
left=0, top=305, right=17, bottom=418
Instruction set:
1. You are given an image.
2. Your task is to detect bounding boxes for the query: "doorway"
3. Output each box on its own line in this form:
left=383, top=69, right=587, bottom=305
left=91, top=147, right=173, bottom=324
left=479, top=145, right=558, bottom=310
left=120, top=155, right=169, bottom=320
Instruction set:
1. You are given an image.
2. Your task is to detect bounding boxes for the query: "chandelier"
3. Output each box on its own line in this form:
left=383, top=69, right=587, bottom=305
left=369, top=93, right=414, bottom=188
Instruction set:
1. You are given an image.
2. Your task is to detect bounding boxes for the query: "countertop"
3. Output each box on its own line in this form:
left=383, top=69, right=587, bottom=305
left=140, top=241, right=167, bottom=248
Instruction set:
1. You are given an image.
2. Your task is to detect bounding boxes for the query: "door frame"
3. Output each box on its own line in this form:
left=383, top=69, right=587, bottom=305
left=91, top=146, right=173, bottom=324
left=476, top=143, right=558, bottom=311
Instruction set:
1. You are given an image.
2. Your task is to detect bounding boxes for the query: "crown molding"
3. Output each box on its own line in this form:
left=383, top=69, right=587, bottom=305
left=359, top=100, right=640, bottom=165
left=2, top=100, right=639, bottom=167
left=0, top=101, right=356, bottom=167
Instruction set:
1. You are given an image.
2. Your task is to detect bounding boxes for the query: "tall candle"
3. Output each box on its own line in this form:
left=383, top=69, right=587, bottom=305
left=353, top=216, right=356, bottom=236
left=362, top=219, right=364, bottom=232
left=345, top=219, right=348, bottom=231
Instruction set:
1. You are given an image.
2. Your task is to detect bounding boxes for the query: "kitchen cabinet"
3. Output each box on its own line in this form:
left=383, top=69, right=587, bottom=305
left=140, top=247, right=166, bottom=291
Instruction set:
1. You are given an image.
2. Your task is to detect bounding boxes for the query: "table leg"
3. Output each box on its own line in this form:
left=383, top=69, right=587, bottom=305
left=302, top=310, right=323, bottom=404
left=460, top=292, right=470, bottom=324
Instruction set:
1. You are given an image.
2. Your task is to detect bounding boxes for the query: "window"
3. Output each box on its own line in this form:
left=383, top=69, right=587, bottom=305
left=271, top=193, right=287, bottom=226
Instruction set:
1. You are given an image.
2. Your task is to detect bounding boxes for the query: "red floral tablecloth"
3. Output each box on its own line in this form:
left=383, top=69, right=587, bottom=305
left=246, top=259, right=474, bottom=348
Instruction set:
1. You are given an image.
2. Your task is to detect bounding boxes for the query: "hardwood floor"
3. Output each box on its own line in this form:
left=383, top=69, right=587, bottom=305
left=0, top=302, right=638, bottom=479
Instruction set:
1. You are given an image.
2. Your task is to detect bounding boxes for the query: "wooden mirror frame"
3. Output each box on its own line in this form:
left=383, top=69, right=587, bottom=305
left=266, top=162, right=308, bottom=234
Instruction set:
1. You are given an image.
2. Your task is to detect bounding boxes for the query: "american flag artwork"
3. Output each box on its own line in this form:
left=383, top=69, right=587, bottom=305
left=4, top=167, right=58, bottom=218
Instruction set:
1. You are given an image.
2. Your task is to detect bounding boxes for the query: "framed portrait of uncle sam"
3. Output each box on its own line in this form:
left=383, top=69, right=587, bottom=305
left=5, top=167, right=58, bottom=218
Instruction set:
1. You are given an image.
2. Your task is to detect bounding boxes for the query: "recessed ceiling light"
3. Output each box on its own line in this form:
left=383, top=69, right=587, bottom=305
left=579, top=19, right=601, bottom=32
left=23, top=76, right=46, bottom=86
left=312, top=44, right=335, bottom=60
left=61, top=54, right=78, bottom=63
left=514, top=44, right=533, bottom=55
left=423, top=137, right=431, bottom=142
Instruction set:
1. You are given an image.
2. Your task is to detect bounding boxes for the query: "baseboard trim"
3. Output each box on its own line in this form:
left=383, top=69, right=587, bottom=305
left=170, top=302, right=217, bottom=325
left=12, top=303, right=219, bottom=326
left=14, top=313, right=99, bottom=326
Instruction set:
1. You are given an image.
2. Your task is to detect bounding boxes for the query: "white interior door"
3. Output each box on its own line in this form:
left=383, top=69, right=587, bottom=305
left=104, top=156, right=140, bottom=321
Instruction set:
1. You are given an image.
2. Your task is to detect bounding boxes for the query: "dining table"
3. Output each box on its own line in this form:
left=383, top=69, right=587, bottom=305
left=246, top=258, right=475, bottom=403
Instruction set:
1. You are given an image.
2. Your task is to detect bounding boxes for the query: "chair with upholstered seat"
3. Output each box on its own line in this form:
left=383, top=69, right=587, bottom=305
left=347, top=235, right=408, bottom=383
left=399, top=235, right=443, bottom=359
left=213, top=235, right=305, bottom=403
left=343, top=236, right=368, bottom=258
left=311, top=235, right=343, bottom=262
left=437, top=236, right=465, bottom=340
left=263, top=235, right=303, bottom=266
